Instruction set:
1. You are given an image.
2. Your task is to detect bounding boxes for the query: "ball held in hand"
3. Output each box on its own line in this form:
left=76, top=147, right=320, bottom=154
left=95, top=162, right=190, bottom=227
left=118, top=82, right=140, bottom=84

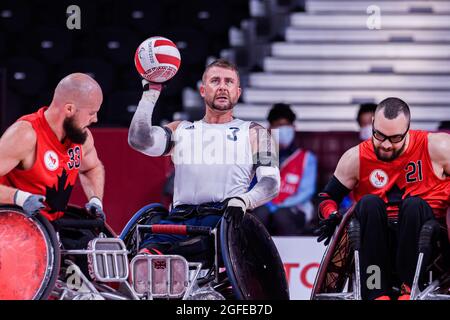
left=134, top=36, right=181, bottom=83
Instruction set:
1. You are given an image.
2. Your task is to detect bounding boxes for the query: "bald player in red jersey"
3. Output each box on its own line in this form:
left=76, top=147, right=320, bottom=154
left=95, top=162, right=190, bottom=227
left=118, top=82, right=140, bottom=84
left=314, top=97, right=450, bottom=300
left=0, top=73, right=105, bottom=222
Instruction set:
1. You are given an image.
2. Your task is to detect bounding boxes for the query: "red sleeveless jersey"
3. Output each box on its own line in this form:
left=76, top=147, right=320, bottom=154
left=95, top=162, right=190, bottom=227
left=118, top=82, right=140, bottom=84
left=0, top=107, right=82, bottom=221
left=353, top=130, right=450, bottom=219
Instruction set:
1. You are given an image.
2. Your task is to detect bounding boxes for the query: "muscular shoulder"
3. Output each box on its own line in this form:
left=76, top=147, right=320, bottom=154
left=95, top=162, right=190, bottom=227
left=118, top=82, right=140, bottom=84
left=249, top=121, right=270, bottom=138
left=334, top=145, right=360, bottom=189
left=1, top=121, right=37, bottom=151
left=428, top=132, right=450, bottom=164
left=249, top=121, right=271, bottom=147
left=249, top=121, right=266, bottom=130
left=0, top=121, right=36, bottom=173
left=340, top=145, right=360, bottom=163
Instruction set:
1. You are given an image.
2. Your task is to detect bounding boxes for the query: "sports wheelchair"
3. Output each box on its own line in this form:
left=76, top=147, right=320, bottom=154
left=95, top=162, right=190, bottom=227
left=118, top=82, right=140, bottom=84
left=0, top=203, right=289, bottom=300
left=0, top=205, right=136, bottom=300
left=119, top=203, right=290, bottom=300
left=311, top=206, right=450, bottom=300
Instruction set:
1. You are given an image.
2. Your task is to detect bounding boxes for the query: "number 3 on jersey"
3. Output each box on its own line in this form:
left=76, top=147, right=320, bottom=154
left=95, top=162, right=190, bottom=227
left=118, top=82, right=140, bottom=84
left=405, top=160, right=423, bottom=183
left=67, top=146, right=81, bottom=169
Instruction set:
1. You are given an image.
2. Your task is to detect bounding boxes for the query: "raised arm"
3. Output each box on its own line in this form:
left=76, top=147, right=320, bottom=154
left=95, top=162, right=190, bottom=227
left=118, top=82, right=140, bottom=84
left=128, top=81, right=180, bottom=156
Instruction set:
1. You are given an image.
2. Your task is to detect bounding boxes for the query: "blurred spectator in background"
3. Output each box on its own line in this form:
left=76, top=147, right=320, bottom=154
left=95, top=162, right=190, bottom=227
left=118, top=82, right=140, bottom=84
left=357, top=103, right=377, bottom=141
left=252, top=103, right=317, bottom=235
left=438, top=120, right=450, bottom=133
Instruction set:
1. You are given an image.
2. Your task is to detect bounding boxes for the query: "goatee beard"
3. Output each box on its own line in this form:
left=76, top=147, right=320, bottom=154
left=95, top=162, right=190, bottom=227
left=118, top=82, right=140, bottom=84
left=63, top=117, right=88, bottom=144
left=211, top=101, right=233, bottom=111
left=373, top=140, right=406, bottom=162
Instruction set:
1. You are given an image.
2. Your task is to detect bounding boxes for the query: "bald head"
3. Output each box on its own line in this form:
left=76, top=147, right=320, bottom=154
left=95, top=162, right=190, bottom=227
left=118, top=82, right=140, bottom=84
left=52, top=73, right=103, bottom=109
left=46, top=73, right=103, bottom=143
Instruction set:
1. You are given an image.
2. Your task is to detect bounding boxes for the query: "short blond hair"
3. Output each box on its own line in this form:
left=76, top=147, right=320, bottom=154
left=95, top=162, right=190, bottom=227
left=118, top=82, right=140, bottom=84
left=202, top=59, right=240, bottom=85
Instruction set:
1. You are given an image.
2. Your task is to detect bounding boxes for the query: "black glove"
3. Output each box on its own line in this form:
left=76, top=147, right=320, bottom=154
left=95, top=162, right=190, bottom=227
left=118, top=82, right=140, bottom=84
left=224, top=197, right=247, bottom=230
left=85, top=197, right=105, bottom=221
left=314, top=212, right=342, bottom=246
left=22, top=194, right=46, bottom=217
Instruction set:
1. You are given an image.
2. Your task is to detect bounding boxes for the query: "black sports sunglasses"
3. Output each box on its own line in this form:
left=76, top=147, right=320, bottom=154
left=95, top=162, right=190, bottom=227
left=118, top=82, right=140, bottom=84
left=372, top=121, right=410, bottom=143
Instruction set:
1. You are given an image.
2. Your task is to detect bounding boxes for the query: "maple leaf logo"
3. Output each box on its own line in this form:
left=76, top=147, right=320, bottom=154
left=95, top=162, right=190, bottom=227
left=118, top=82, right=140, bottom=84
left=375, top=172, right=385, bottom=183
left=45, top=169, right=74, bottom=213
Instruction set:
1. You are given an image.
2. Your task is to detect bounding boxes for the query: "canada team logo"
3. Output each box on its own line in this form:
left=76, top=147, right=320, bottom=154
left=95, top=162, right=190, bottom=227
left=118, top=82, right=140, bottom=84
left=370, top=169, right=388, bottom=188
left=44, top=150, right=59, bottom=171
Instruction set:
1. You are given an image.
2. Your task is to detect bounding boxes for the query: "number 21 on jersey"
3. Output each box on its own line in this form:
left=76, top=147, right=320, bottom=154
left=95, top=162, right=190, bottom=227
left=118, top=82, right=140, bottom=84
left=405, top=160, right=423, bottom=183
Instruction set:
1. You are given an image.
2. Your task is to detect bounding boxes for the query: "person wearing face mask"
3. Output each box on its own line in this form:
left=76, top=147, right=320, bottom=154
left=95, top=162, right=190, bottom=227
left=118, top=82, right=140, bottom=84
left=357, top=103, right=377, bottom=141
left=252, top=103, right=318, bottom=236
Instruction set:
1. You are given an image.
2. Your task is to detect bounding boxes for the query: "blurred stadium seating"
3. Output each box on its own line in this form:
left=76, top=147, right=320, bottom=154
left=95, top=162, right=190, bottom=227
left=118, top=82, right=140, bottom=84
left=0, top=0, right=250, bottom=128
left=234, top=0, right=450, bottom=133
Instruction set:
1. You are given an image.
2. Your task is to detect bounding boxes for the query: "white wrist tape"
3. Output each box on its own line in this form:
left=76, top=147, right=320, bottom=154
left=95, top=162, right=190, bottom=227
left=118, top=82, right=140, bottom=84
left=142, top=88, right=161, bottom=105
left=228, top=197, right=248, bottom=212
left=14, top=190, right=32, bottom=207
left=89, top=196, right=103, bottom=209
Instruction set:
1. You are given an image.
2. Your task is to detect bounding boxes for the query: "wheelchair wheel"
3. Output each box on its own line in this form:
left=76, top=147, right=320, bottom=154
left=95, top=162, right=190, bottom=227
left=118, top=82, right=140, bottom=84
left=311, top=208, right=355, bottom=299
left=119, top=203, right=168, bottom=255
left=0, top=206, right=60, bottom=300
left=220, top=213, right=290, bottom=300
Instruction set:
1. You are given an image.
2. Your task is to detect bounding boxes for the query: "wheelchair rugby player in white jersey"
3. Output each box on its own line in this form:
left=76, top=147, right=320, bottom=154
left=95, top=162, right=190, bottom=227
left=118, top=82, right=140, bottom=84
left=125, top=59, right=289, bottom=300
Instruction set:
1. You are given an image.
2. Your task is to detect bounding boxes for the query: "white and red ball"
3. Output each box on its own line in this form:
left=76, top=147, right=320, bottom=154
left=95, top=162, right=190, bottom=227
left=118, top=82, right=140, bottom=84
left=134, top=36, right=181, bottom=83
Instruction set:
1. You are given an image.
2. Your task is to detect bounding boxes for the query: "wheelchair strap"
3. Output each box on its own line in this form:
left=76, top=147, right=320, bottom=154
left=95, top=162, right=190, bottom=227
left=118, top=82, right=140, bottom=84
left=168, top=200, right=228, bottom=221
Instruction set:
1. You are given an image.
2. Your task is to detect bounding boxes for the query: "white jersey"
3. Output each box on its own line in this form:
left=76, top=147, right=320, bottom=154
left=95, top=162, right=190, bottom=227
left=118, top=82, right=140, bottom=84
left=171, top=119, right=254, bottom=206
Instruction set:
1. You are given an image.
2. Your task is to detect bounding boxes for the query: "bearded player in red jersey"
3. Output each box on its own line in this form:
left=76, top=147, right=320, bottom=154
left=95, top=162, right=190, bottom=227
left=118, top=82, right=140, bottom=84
left=315, top=97, right=450, bottom=300
left=0, top=73, right=105, bottom=223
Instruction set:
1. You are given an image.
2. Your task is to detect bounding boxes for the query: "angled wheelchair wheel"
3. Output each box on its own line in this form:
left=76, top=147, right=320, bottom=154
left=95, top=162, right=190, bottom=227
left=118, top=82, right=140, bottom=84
left=220, top=213, right=290, bottom=300
left=311, top=207, right=356, bottom=299
left=415, top=223, right=450, bottom=300
left=0, top=206, right=60, bottom=300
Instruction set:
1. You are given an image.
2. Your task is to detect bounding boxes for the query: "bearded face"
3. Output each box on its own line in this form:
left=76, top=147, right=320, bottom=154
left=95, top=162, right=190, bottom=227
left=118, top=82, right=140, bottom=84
left=63, top=116, right=88, bottom=144
left=207, top=90, right=236, bottom=112
left=201, top=67, right=241, bottom=113
left=372, top=138, right=407, bottom=162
